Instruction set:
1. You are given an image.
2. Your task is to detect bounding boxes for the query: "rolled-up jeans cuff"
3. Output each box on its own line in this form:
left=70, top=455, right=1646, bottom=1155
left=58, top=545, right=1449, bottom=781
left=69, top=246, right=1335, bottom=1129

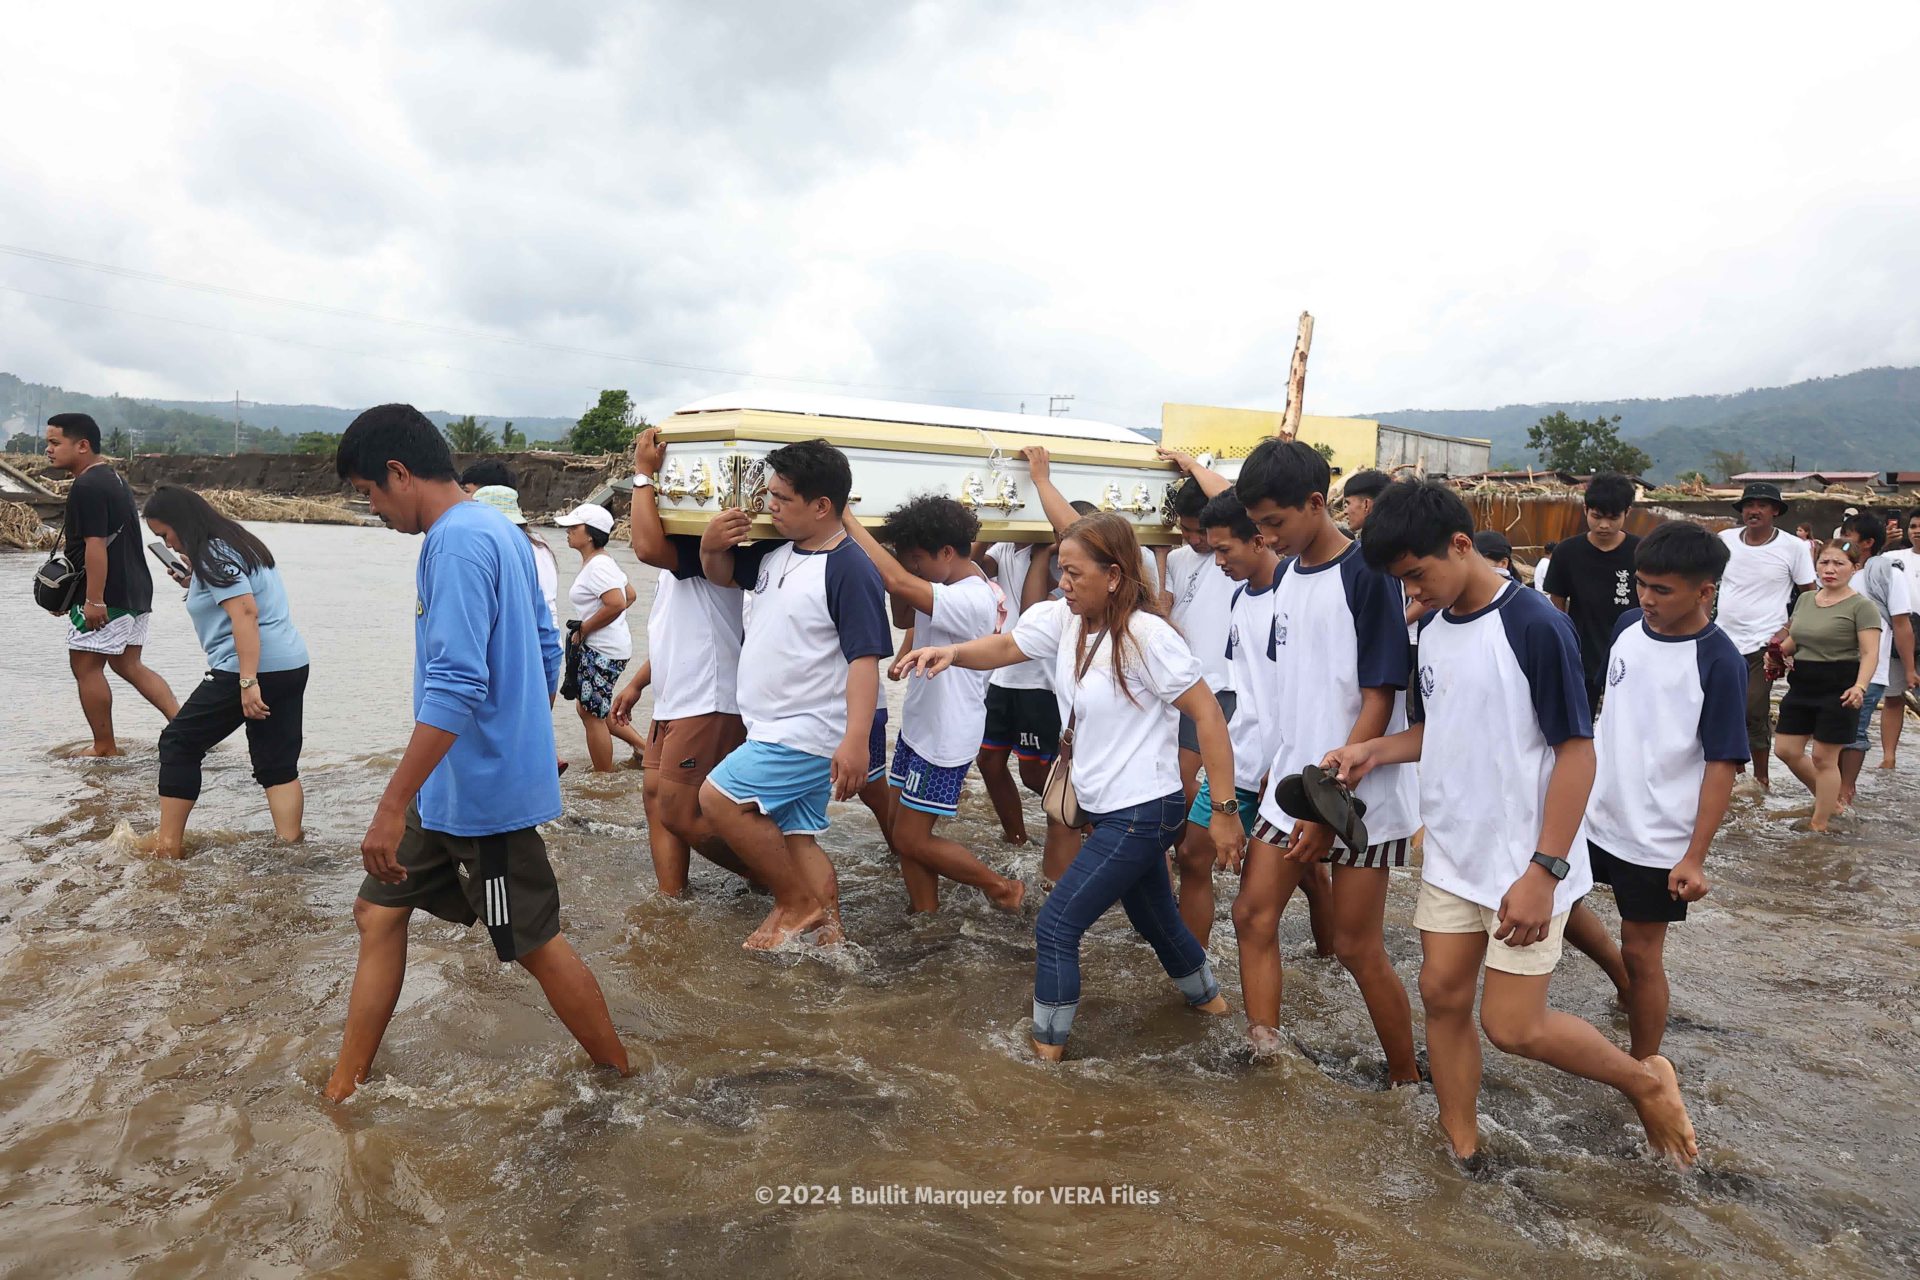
left=1032, top=999, right=1077, bottom=1045
left=1175, top=962, right=1219, bottom=1007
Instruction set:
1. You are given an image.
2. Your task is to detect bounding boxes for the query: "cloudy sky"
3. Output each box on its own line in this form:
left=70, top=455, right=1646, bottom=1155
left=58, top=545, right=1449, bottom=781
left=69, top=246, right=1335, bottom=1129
left=3, top=0, right=1917, bottom=430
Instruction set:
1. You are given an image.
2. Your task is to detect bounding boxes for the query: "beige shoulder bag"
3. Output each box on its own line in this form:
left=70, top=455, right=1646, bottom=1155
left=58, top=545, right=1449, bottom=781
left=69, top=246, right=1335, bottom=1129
left=1041, top=626, right=1107, bottom=828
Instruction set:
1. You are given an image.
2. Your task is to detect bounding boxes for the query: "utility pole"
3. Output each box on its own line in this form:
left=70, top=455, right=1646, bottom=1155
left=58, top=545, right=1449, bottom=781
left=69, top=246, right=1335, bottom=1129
left=1047, top=394, right=1074, bottom=418
left=233, top=391, right=242, bottom=455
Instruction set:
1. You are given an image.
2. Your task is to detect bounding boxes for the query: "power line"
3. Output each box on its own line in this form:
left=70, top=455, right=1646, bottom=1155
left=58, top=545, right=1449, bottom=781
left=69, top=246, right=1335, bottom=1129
left=0, top=243, right=1053, bottom=401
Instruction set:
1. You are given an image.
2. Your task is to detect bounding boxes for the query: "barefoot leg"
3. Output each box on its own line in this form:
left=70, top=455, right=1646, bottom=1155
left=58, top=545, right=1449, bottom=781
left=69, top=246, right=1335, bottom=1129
left=1564, top=897, right=1630, bottom=999
left=890, top=804, right=1020, bottom=912
left=69, top=649, right=117, bottom=755
left=976, top=746, right=1028, bottom=844
left=518, top=933, right=629, bottom=1073
left=1480, top=969, right=1697, bottom=1166
left=1231, top=839, right=1306, bottom=1037
left=146, top=795, right=193, bottom=859
left=1419, top=929, right=1488, bottom=1159
left=1174, top=823, right=1217, bottom=947
left=1328, top=864, right=1420, bottom=1085
left=701, top=784, right=824, bottom=948
left=1619, top=919, right=1671, bottom=1060
left=107, top=646, right=178, bottom=719
left=324, top=900, right=411, bottom=1101
left=642, top=770, right=692, bottom=896
left=265, top=781, right=304, bottom=843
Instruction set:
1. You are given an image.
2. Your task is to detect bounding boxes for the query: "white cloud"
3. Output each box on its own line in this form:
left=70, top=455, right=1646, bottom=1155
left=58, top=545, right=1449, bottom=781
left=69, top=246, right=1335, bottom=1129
left=2, top=0, right=1917, bottom=429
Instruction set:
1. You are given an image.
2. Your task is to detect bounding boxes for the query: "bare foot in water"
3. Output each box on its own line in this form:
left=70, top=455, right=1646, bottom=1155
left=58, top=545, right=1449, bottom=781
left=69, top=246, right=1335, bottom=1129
left=988, top=878, right=1027, bottom=913
left=78, top=744, right=124, bottom=758
left=1247, top=1024, right=1285, bottom=1057
left=744, top=903, right=827, bottom=951
left=134, top=831, right=183, bottom=859
left=1001, top=828, right=1030, bottom=846
left=1193, top=994, right=1230, bottom=1015
left=1877, top=757, right=1897, bottom=770
left=1030, top=1039, right=1065, bottom=1062
left=1634, top=1054, right=1698, bottom=1167
left=321, top=1072, right=360, bottom=1103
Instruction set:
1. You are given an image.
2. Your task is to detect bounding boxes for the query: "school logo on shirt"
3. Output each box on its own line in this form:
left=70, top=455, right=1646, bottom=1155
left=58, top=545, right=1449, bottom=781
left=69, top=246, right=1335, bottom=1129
left=1274, top=611, right=1290, bottom=647
left=1418, top=664, right=1436, bottom=698
left=1181, top=572, right=1201, bottom=605
left=755, top=566, right=771, bottom=594
left=1227, top=622, right=1240, bottom=656
left=1609, top=654, right=1628, bottom=688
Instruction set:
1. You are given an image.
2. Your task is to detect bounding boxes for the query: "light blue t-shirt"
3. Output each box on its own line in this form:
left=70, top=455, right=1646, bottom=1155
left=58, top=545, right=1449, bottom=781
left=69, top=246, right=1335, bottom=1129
left=412, top=501, right=564, bottom=837
left=184, top=541, right=310, bottom=673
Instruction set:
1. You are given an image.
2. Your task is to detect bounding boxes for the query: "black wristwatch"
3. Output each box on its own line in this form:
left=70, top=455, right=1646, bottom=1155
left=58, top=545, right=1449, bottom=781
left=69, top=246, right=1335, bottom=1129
left=1530, top=851, right=1570, bottom=881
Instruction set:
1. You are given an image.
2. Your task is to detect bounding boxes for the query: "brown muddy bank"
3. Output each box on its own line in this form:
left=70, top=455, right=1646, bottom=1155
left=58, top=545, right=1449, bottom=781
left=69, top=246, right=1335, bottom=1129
left=125, top=450, right=625, bottom=515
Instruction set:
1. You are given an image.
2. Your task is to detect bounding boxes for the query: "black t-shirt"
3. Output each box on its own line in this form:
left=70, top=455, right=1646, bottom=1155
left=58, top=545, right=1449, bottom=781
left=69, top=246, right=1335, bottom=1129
left=64, top=463, right=152, bottom=613
left=1543, top=531, right=1640, bottom=681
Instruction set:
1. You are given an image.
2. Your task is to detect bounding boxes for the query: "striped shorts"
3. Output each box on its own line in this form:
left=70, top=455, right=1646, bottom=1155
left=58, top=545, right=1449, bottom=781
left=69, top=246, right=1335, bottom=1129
left=1250, top=815, right=1412, bottom=869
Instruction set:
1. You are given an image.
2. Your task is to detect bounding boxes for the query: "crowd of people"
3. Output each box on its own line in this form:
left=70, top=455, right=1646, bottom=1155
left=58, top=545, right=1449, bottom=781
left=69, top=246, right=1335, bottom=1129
left=36, top=404, right=1920, bottom=1172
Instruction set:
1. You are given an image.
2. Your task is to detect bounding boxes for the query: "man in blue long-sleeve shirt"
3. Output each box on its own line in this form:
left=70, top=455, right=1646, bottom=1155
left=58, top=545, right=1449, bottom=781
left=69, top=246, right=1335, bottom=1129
left=323, top=404, right=627, bottom=1103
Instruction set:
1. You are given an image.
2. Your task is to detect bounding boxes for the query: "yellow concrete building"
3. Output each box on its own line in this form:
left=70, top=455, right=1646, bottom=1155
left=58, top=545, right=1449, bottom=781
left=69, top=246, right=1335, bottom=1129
left=1160, top=403, right=1490, bottom=480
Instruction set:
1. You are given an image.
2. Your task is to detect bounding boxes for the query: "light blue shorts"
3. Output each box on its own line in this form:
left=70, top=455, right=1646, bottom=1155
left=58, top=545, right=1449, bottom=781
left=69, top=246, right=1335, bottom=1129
left=1187, top=776, right=1261, bottom=829
left=706, top=739, right=833, bottom=835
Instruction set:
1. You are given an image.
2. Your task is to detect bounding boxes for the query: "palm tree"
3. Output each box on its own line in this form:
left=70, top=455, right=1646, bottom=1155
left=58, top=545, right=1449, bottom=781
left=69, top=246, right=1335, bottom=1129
left=443, top=414, right=496, bottom=453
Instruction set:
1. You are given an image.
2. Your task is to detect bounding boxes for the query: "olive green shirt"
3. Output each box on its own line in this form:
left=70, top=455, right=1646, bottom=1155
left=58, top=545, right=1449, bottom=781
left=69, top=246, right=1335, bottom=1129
left=1788, top=590, right=1881, bottom=665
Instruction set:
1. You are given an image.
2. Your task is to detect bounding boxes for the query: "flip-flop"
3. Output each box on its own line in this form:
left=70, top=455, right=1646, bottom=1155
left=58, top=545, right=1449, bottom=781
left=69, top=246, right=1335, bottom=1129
left=1301, top=764, right=1369, bottom=853
left=1272, top=769, right=1369, bottom=830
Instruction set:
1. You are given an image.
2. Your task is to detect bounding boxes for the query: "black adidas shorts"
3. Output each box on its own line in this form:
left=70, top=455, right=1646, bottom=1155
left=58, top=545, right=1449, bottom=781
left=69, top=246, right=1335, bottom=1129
left=358, top=807, right=562, bottom=961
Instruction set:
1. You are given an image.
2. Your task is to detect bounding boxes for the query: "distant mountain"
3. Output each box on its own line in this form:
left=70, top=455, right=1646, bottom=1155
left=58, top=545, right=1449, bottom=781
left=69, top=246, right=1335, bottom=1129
left=146, top=398, right=578, bottom=445
left=1373, top=366, right=1920, bottom=480
left=0, top=372, right=577, bottom=453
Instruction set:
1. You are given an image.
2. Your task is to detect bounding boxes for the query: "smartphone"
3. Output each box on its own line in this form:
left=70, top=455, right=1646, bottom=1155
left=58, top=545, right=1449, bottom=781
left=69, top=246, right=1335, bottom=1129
left=148, top=539, right=190, bottom=581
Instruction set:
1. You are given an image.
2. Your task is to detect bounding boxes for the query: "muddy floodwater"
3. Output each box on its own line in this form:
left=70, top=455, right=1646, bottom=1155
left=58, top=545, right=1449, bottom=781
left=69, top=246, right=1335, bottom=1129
left=1, top=522, right=1915, bottom=1277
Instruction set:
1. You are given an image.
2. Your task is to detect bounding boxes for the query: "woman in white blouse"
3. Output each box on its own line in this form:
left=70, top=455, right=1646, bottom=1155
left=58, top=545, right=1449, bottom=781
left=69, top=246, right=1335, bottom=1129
left=902, top=512, right=1242, bottom=1060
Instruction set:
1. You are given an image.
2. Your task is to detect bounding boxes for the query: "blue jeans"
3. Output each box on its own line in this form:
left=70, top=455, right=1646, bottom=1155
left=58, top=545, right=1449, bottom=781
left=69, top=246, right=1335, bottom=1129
left=1032, top=791, right=1220, bottom=1045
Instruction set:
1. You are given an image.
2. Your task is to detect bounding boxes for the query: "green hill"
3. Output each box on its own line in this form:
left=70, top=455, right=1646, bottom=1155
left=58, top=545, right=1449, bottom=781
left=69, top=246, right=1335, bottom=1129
left=0, top=373, right=577, bottom=453
left=1373, top=366, right=1920, bottom=480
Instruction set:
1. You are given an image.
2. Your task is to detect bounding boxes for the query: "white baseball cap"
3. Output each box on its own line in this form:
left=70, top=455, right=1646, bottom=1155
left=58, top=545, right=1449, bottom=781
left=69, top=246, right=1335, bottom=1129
left=554, top=502, right=615, bottom=533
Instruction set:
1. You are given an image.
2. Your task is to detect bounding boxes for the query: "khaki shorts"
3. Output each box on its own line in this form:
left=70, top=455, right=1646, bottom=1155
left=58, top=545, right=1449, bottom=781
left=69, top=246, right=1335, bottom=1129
left=1413, top=881, right=1567, bottom=976
left=642, top=712, right=747, bottom=787
left=357, top=807, right=561, bottom=963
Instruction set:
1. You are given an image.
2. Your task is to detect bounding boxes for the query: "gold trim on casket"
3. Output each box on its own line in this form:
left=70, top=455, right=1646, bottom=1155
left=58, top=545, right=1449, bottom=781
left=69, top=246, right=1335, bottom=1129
left=648, top=406, right=1184, bottom=544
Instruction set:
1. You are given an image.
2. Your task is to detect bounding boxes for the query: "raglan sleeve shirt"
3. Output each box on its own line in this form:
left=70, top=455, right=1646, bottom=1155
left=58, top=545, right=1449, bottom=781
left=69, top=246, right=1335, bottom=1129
left=1512, top=600, right=1594, bottom=744
left=1697, top=633, right=1752, bottom=762
left=825, top=544, right=893, bottom=664
left=1345, top=556, right=1413, bottom=690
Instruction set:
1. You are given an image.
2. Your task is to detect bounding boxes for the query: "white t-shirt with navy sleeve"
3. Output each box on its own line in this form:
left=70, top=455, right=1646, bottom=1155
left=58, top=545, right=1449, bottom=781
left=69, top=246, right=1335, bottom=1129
left=733, top=539, right=893, bottom=757
left=1412, top=582, right=1594, bottom=914
left=1716, top=528, right=1816, bottom=654
left=647, top=535, right=745, bottom=720
left=1010, top=600, right=1202, bottom=813
left=1222, top=579, right=1279, bottom=790
left=1164, top=544, right=1236, bottom=693
left=985, top=542, right=1051, bottom=691
left=569, top=553, right=632, bottom=659
left=1585, top=611, right=1749, bottom=868
left=902, top=574, right=1002, bottom=767
left=1256, top=543, right=1420, bottom=849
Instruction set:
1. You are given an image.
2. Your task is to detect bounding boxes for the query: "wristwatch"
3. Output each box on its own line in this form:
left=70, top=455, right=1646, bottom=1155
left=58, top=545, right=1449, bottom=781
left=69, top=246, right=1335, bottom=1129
left=631, top=474, right=654, bottom=490
left=1210, top=798, right=1241, bottom=815
left=1530, top=851, right=1570, bottom=880
left=239, top=677, right=258, bottom=689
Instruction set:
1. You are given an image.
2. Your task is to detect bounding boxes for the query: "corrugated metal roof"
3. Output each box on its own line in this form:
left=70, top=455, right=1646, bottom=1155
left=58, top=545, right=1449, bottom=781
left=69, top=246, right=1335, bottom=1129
left=1732, top=469, right=1880, bottom=482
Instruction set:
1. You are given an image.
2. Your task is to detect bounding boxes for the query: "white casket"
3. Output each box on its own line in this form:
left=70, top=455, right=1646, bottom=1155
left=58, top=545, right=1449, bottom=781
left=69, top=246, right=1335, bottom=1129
left=639, top=392, right=1187, bottom=545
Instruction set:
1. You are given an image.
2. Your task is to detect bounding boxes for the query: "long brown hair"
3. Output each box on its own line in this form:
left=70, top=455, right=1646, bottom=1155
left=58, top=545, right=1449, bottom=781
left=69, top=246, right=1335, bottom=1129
left=1062, top=512, right=1167, bottom=705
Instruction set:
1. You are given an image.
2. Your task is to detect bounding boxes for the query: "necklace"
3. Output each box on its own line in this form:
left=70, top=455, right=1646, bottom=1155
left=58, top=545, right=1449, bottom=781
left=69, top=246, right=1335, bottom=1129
left=780, top=530, right=846, bottom=588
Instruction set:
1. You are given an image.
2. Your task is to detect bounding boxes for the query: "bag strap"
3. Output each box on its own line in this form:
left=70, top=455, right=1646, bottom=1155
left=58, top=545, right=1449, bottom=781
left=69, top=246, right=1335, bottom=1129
left=59, top=463, right=129, bottom=553
left=1060, top=625, right=1107, bottom=749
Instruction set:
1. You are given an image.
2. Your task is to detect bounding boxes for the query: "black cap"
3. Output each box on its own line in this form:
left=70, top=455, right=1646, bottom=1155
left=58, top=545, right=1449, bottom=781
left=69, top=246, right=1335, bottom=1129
left=1734, top=482, right=1789, bottom=514
left=1472, top=529, right=1513, bottom=561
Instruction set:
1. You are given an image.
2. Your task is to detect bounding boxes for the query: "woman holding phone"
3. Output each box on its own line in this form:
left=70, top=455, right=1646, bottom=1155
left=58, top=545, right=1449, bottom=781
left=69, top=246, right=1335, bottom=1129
left=140, top=484, right=310, bottom=857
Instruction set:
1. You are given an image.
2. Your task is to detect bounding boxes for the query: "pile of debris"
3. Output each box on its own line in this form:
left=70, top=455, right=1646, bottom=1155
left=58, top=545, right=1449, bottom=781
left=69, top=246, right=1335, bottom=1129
left=0, top=501, right=58, bottom=551
left=197, top=490, right=366, bottom=526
